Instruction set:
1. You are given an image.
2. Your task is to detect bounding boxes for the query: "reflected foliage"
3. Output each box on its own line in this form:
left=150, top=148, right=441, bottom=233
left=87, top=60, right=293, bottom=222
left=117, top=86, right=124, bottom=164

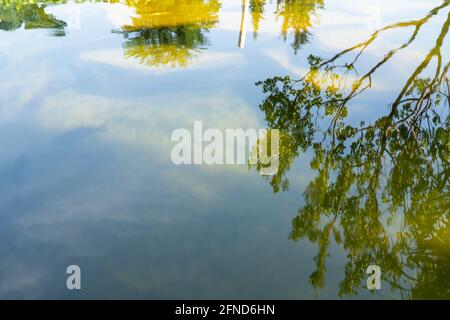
left=250, top=0, right=324, bottom=53
left=249, top=0, right=265, bottom=39
left=1, top=0, right=322, bottom=63
left=256, top=1, right=450, bottom=298
left=119, top=0, right=221, bottom=67
left=275, top=0, right=323, bottom=53
left=121, top=26, right=209, bottom=67
left=1, top=0, right=220, bottom=67
left=0, top=1, right=66, bottom=35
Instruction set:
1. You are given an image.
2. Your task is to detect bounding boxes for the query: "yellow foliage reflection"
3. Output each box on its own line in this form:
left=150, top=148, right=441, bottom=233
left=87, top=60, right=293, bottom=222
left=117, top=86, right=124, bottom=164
left=249, top=0, right=324, bottom=53
left=0, top=0, right=221, bottom=67
left=120, top=0, right=221, bottom=67
left=122, top=0, right=220, bottom=31
left=1, top=0, right=325, bottom=64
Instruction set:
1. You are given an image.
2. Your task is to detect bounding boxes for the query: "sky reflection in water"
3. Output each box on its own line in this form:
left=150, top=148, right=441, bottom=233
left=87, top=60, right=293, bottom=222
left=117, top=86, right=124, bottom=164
left=0, top=0, right=448, bottom=299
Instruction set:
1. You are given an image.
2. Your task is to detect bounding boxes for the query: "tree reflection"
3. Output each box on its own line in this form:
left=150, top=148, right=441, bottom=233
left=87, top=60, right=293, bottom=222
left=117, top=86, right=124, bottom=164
left=0, top=0, right=220, bottom=67
left=249, top=0, right=265, bottom=39
left=256, top=1, right=450, bottom=298
left=1, top=0, right=323, bottom=63
left=249, top=0, right=324, bottom=53
left=118, top=0, right=221, bottom=67
left=0, top=1, right=66, bottom=35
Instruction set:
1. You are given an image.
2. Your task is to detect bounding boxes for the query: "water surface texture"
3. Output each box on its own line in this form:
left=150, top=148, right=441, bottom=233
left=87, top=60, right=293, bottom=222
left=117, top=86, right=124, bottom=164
left=0, top=0, right=449, bottom=299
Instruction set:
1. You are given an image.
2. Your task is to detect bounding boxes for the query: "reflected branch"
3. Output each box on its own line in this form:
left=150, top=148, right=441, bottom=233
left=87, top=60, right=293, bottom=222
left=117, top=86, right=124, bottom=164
left=256, top=1, right=450, bottom=298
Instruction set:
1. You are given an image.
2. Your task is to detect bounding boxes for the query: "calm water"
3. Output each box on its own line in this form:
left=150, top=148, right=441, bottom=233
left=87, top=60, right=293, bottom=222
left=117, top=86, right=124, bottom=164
left=0, top=0, right=449, bottom=299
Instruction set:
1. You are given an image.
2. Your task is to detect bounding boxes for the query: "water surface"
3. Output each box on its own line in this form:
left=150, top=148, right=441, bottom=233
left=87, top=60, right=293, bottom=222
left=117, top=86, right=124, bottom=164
left=0, top=0, right=449, bottom=299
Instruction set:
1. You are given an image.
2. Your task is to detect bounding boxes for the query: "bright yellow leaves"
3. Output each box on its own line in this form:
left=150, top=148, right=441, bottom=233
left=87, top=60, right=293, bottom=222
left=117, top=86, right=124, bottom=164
left=122, top=0, right=220, bottom=32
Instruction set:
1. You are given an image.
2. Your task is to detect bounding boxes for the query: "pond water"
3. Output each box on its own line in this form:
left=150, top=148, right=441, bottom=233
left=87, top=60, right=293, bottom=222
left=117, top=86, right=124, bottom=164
left=0, top=0, right=448, bottom=299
